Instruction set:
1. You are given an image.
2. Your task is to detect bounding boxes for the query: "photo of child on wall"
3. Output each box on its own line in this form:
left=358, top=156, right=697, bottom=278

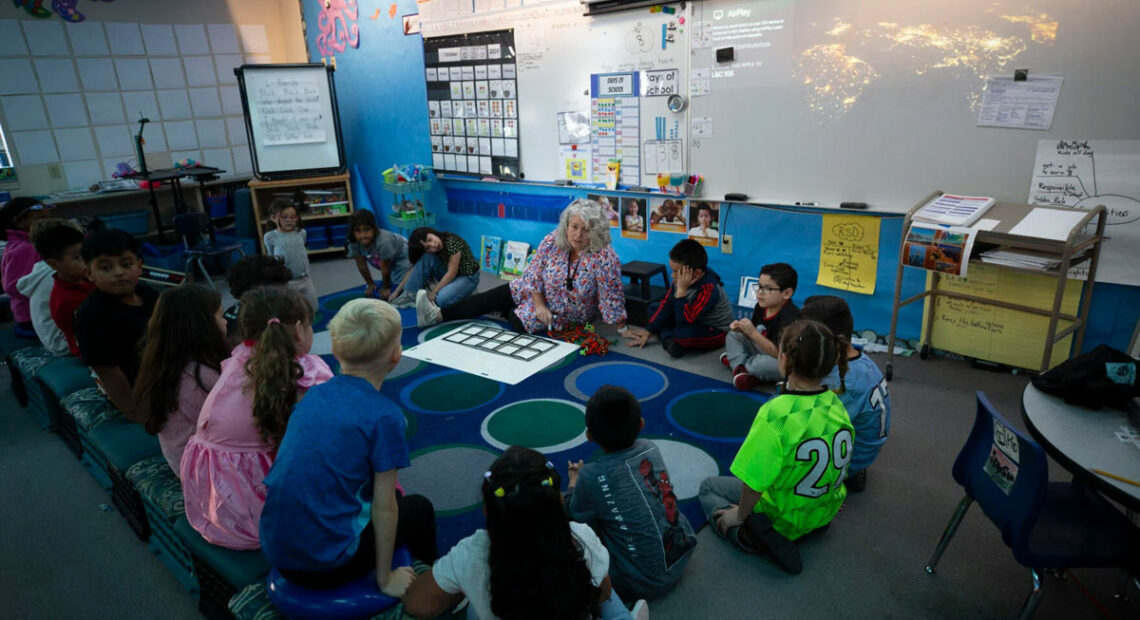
left=650, top=198, right=686, bottom=233
left=687, top=201, right=720, bottom=247
left=588, top=194, right=620, bottom=228
left=621, top=197, right=648, bottom=240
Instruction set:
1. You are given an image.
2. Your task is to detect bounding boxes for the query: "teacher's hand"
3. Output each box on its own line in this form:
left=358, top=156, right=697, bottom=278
left=535, top=305, right=554, bottom=327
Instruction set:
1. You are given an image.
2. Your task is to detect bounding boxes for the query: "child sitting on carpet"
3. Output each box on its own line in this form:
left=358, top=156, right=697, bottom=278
left=626, top=239, right=734, bottom=358
left=261, top=298, right=436, bottom=593
left=346, top=210, right=414, bottom=305
left=133, top=285, right=230, bottom=475
left=404, top=446, right=649, bottom=620
left=699, top=319, right=853, bottom=574
left=181, top=286, right=333, bottom=550
left=565, top=385, right=696, bottom=600
left=800, top=295, right=891, bottom=493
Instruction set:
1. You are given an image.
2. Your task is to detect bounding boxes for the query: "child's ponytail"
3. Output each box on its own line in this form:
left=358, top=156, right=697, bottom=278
left=483, top=446, right=600, bottom=620
left=833, top=333, right=850, bottom=393
left=780, top=319, right=840, bottom=383
left=238, top=286, right=313, bottom=446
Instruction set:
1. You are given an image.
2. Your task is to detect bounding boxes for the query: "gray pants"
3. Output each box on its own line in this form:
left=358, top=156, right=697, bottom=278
left=724, top=331, right=781, bottom=381
left=698, top=476, right=758, bottom=554
left=288, top=275, right=320, bottom=314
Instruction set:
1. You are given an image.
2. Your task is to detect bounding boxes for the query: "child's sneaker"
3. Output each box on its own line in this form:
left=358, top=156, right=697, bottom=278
left=631, top=599, right=650, bottom=620
left=415, top=289, right=442, bottom=328
left=733, top=371, right=761, bottom=391
left=719, top=352, right=731, bottom=369
left=844, top=469, right=867, bottom=492
left=388, top=291, right=416, bottom=308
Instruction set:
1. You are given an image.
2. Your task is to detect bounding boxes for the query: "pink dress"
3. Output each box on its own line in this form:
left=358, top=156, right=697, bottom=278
left=159, top=363, right=220, bottom=475
left=180, top=344, right=333, bottom=550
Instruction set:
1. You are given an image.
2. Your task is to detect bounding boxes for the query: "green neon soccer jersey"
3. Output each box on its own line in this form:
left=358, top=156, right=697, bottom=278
left=729, top=388, right=855, bottom=540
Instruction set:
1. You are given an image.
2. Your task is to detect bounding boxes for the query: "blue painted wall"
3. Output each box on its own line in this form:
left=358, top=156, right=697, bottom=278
left=300, top=1, right=1139, bottom=353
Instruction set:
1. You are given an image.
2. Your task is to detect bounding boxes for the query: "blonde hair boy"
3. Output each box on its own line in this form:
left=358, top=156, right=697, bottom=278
left=329, top=298, right=402, bottom=376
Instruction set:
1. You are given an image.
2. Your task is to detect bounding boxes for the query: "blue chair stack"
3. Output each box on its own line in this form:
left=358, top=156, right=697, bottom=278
left=925, top=391, right=1140, bottom=619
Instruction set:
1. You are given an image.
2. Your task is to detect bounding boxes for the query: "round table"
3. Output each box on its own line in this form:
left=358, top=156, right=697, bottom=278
left=1021, top=383, right=1140, bottom=511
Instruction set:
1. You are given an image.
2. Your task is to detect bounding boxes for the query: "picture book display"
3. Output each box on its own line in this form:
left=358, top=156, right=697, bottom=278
left=499, top=240, right=530, bottom=280
left=481, top=235, right=502, bottom=273
left=913, top=194, right=995, bottom=227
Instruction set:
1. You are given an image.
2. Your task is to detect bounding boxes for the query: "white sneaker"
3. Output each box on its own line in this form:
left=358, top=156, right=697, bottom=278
left=416, top=289, right=442, bottom=328
left=388, top=291, right=416, bottom=308
left=631, top=599, right=649, bottom=620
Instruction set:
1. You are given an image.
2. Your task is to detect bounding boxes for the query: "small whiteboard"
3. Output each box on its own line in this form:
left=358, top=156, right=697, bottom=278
left=403, top=323, right=580, bottom=385
left=235, top=64, right=345, bottom=179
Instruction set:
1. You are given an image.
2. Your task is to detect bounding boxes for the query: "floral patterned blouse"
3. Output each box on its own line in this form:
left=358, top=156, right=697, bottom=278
left=508, top=233, right=627, bottom=333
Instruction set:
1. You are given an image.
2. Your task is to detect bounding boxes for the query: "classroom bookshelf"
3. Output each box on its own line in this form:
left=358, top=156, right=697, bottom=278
left=249, top=172, right=354, bottom=257
left=885, top=191, right=1106, bottom=379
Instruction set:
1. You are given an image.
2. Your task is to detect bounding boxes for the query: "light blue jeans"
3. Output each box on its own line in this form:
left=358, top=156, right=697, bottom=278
left=464, top=590, right=633, bottom=619
left=404, top=252, right=480, bottom=308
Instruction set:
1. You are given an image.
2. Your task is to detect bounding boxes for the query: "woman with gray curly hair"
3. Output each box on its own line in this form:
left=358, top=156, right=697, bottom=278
left=416, top=199, right=630, bottom=334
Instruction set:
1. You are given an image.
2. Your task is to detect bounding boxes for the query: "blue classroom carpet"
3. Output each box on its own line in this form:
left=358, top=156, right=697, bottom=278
left=316, top=287, right=772, bottom=554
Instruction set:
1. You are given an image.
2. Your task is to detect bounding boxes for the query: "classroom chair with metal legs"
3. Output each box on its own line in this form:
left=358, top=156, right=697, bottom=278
left=174, top=212, right=245, bottom=288
left=924, top=391, right=1139, bottom=619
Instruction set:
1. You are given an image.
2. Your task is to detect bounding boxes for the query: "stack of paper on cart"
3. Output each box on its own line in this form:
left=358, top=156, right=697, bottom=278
left=978, top=248, right=1061, bottom=271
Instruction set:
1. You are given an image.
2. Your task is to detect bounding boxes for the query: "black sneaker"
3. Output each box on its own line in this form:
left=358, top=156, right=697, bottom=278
left=845, top=469, right=867, bottom=493
left=744, top=513, right=803, bottom=575
left=661, top=338, right=685, bottom=358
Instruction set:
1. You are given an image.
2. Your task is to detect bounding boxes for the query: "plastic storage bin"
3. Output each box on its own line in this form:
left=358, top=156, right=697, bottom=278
left=101, top=210, right=150, bottom=235
left=305, top=225, right=329, bottom=250
left=328, top=224, right=348, bottom=247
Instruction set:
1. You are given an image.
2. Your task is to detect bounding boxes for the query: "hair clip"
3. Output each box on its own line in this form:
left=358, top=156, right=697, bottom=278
left=483, top=471, right=492, bottom=480
left=494, top=487, right=506, bottom=497
left=541, top=476, right=554, bottom=487
left=545, top=461, right=555, bottom=471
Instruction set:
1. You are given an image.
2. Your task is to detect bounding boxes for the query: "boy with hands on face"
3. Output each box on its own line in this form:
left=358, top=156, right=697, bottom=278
left=623, top=239, right=734, bottom=358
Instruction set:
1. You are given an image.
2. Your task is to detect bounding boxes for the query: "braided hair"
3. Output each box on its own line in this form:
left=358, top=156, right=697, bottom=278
left=779, top=319, right=848, bottom=389
left=483, top=446, right=600, bottom=620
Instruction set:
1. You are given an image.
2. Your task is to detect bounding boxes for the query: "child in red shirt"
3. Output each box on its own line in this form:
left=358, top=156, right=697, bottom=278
left=40, top=222, right=95, bottom=355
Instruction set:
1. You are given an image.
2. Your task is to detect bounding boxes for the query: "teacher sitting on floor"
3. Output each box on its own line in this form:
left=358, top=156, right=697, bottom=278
left=415, top=198, right=632, bottom=335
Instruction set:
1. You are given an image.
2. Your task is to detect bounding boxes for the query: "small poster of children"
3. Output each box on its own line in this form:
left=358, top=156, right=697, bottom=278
left=621, top=197, right=647, bottom=240
left=649, top=198, right=686, bottom=233
left=687, top=201, right=720, bottom=247
left=902, top=223, right=975, bottom=278
left=588, top=194, right=620, bottom=228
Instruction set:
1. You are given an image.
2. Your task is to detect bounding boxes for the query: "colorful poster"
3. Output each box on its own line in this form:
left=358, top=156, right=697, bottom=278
left=902, top=223, right=975, bottom=279
left=817, top=213, right=881, bottom=295
left=590, top=72, right=640, bottom=187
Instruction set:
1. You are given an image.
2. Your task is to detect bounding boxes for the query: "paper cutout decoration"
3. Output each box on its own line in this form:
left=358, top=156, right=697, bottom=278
left=317, top=0, right=361, bottom=57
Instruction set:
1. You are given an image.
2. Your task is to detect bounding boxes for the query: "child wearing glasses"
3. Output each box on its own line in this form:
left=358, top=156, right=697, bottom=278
left=722, top=262, right=800, bottom=390
left=626, top=239, right=734, bottom=358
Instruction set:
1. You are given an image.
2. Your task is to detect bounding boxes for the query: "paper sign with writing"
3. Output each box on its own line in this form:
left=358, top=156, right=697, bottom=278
left=816, top=213, right=880, bottom=295
left=983, top=444, right=1019, bottom=495
left=921, top=263, right=1083, bottom=370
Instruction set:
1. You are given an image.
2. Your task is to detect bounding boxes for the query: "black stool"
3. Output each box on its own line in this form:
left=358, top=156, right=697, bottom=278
left=621, top=261, right=669, bottom=326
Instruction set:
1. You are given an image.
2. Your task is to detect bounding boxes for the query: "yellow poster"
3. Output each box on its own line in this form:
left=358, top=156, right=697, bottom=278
left=921, top=263, right=1083, bottom=370
left=816, top=214, right=880, bottom=295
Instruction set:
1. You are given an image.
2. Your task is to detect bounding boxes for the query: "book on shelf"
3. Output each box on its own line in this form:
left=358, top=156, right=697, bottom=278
left=913, top=194, right=995, bottom=227
left=481, top=235, right=502, bottom=274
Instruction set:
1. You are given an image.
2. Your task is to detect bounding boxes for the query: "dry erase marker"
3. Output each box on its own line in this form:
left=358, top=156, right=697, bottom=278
left=795, top=201, right=817, bottom=207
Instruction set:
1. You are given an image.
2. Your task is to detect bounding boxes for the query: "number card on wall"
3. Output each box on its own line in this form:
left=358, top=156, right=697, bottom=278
left=424, top=30, right=520, bottom=179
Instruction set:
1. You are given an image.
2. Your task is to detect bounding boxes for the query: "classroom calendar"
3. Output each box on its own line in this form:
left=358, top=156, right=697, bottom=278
left=424, top=30, right=521, bottom=179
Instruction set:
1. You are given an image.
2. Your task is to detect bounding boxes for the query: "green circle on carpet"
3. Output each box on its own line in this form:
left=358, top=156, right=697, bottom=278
left=481, top=399, right=587, bottom=453
left=408, top=372, right=502, bottom=413
left=669, top=391, right=764, bottom=440
left=319, top=291, right=361, bottom=317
